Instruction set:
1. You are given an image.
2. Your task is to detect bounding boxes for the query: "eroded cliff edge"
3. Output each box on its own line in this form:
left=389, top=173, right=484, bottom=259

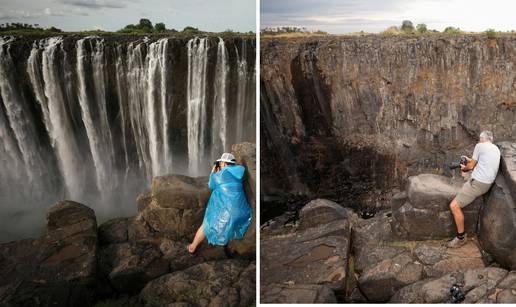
left=261, top=35, right=516, bottom=214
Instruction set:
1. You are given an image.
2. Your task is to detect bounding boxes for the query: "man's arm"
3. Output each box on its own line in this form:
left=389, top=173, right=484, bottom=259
left=461, top=157, right=477, bottom=171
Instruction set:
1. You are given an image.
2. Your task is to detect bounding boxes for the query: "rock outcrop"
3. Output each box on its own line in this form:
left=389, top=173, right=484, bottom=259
left=478, top=142, right=516, bottom=269
left=261, top=199, right=352, bottom=302
left=139, top=259, right=255, bottom=307
left=137, top=175, right=211, bottom=239
left=391, top=174, right=482, bottom=239
left=390, top=267, right=515, bottom=303
left=0, top=201, right=98, bottom=307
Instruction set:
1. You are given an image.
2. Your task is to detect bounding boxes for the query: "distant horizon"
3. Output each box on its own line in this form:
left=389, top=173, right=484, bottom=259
left=0, top=0, right=255, bottom=32
left=261, top=0, right=516, bottom=35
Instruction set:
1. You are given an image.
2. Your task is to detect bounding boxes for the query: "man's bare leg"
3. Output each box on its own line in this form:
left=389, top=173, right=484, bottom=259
left=450, top=199, right=464, bottom=234
left=188, top=224, right=206, bottom=253
left=447, top=198, right=467, bottom=248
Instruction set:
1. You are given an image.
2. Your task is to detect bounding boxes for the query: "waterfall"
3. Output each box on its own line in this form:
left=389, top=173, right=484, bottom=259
left=235, top=40, right=248, bottom=142
left=0, top=35, right=255, bottom=242
left=187, top=37, right=209, bottom=175
left=212, top=37, right=229, bottom=158
left=146, top=38, right=171, bottom=176
left=76, top=37, right=116, bottom=197
left=39, top=37, right=85, bottom=198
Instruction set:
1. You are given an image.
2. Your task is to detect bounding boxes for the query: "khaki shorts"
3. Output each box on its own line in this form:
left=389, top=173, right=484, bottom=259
left=455, top=178, right=492, bottom=208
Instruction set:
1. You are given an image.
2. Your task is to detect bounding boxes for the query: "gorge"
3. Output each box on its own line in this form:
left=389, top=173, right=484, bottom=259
left=0, top=35, right=255, bottom=242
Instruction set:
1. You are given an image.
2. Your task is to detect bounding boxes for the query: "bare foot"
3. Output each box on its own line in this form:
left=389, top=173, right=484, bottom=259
left=187, top=244, right=196, bottom=254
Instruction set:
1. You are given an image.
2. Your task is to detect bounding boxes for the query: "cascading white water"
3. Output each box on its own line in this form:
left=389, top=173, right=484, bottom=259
left=187, top=37, right=209, bottom=175
left=235, top=40, right=248, bottom=143
left=76, top=37, right=116, bottom=198
left=39, top=37, right=85, bottom=198
left=0, top=38, right=45, bottom=191
left=146, top=38, right=171, bottom=176
left=212, top=38, right=229, bottom=158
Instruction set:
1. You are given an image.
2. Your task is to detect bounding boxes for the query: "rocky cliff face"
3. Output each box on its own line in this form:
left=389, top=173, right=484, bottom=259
left=0, top=35, right=255, bottom=242
left=261, top=35, right=516, bottom=214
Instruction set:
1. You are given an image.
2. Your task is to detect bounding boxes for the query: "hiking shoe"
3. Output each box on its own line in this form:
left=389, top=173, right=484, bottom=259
left=446, top=234, right=467, bottom=248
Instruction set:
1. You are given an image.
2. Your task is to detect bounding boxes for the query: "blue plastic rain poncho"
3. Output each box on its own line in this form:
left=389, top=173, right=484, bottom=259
left=203, top=165, right=252, bottom=245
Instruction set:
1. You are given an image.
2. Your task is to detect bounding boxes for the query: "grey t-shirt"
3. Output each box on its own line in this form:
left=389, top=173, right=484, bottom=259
left=471, top=142, right=500, bottom=184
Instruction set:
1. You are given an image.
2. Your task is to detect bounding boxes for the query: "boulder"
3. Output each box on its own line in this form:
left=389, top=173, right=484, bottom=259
left=390, top=267, right=511, bottom=303
left=478, top=142, right=516, bottom=270
left=138, top=175, right=210, bottom=239
left=298, top=199, right=349, bottom=230
left=391, top=174, right=482, bottom=240
left=99, top=217, right=130, bottom=245
left=352, top=211, right=409, bottom=273
left=98, top=242, right=169, bottom=294
left=261, top=283, right=337, bottom=303
left=139, top=259, right=255, bottom=307
left=227, top=142, right=256, bottom=258
left=0, top=201, right=97, bottom=307
left=358, top=252, right=424, bottom=302
left=261, top=199, right=351, bottom=298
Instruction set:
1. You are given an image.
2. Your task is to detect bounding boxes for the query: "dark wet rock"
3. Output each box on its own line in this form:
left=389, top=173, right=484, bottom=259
left=0, top=201, right=97, bottom=307
left=138, top=174, right=211, bottom=239
left=227, top=142, right=256, bottom=258
left=99, top=217, right=130, bottom=245
left=139, top=259, right=255, bottom=307
left=261, top=283, right=337, bottom=303
left=98, top=242, right=169, bottom=294
left=391, top=174, right=482, bottom=240
left=478, top=142, right=516, bottom=270
left=358, top=252, right=423, bottom=302
left=261, top=199, right=351, bottom=300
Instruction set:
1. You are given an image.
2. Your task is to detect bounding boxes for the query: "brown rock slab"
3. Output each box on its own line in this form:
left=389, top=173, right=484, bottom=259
left=261, top=283, right=337, bottom=304
left=139, top=259, right=255, bottom=307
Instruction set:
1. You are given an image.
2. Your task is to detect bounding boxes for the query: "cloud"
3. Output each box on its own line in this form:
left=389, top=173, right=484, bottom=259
left=57, top=0, right=137, bottom=9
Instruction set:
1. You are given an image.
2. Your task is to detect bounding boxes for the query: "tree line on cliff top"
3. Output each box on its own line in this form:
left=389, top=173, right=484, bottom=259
left=0, top=19, right=254, bottom=36
left=383, top=20, right=501, bottom=38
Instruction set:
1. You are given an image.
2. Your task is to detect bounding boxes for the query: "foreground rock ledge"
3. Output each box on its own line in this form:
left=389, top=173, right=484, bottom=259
left=0, top=201, right=97, bottom=307
left=261, top=199, right=352, bottom=302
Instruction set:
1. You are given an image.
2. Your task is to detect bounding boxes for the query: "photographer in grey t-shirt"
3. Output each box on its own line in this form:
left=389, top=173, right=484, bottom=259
left=447, top=130, right=501, bottom=248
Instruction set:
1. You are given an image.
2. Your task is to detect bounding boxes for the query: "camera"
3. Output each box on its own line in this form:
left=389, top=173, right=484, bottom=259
left=449, top=156, right=468, bottom=170
left=449, top=283, right=465, bottom=303
left=214, top=161, right=220, bottom=170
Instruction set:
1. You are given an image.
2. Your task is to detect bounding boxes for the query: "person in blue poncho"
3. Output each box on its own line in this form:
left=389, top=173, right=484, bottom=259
left=187, top=152, right=252, bottom=254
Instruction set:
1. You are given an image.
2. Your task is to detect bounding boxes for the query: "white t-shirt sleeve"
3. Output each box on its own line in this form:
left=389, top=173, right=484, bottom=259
left=472, top=144, right=480, bottom=161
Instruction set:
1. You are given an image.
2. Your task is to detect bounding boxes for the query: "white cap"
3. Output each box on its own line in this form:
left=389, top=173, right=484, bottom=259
left=216, top=152, right=236, bottom=163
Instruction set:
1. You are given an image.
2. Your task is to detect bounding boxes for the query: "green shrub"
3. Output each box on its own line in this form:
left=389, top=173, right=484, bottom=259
left=485, top=28, right=497, bottom=39
left=401, top=20, right=414, bottom=33
left=443, top=26, right=462, bottom=35
left=416, top=23, right=428, bottom=34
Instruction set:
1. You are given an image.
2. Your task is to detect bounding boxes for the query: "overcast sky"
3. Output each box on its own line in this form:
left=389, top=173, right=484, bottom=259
left=261, top=0, right=516, bottom=34
left=0, top=0, right=255, bottom=32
